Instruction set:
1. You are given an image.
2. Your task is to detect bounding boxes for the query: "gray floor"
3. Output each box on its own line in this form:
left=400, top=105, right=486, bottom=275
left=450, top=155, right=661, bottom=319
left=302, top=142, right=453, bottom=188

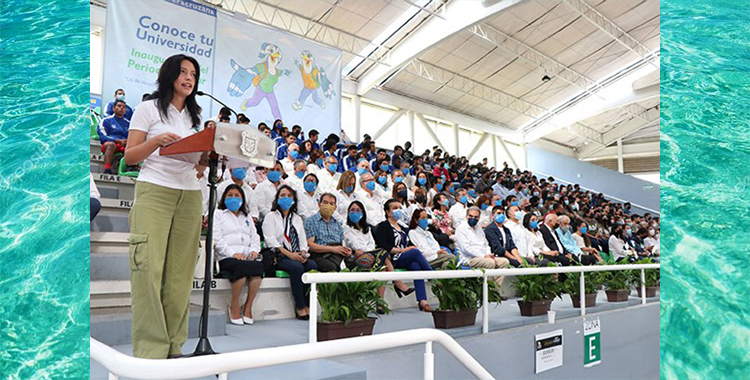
left=90, top=292, right=659, bottom=379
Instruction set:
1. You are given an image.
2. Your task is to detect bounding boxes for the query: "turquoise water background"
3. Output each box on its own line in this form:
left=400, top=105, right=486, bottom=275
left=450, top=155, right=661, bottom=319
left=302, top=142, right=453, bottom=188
left=0, top=0, right=90, bottom=378
left=660, top=0, right=750, bottom=378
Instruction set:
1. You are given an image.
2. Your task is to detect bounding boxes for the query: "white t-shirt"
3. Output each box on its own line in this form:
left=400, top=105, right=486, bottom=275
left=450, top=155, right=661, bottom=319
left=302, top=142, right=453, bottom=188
left=129, top=100, right=200, bottom=190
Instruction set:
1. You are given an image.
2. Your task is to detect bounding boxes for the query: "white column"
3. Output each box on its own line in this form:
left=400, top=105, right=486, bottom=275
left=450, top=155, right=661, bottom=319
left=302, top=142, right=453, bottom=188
left=617, top=139, right=624, bottom=173
left=482, top=276, right=489, bottom=334
left=453, top=123, right=459, bottom=156
left=580, top=271, right=586, bottom=317
left=409, top=110, right=415, bottom=146
left=424, top=342, right=435, bottom=380
left=491, top=135, right=497, bottom=168
left=354, top=95, right=362, bottom=142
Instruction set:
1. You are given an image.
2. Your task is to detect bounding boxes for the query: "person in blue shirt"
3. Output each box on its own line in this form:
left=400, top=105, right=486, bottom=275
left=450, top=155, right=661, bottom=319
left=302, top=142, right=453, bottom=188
left=291, top=125, right=304, bottom=145
left=274, top=127, right=289, bottom=148
left=362, top=140, right=377, bottom=162
left=370, top=149, right=388, bottom=172
left=277, top=134, right=296, bottom=160
left=342, top=145, right=359, bottom=172
left=309, top=129, right=320, bottom=151
left=104, top=88, right=134, bottom=120
left=97, top=99, right=130, bottom=174
left=271, top=119, right=283, bottom=140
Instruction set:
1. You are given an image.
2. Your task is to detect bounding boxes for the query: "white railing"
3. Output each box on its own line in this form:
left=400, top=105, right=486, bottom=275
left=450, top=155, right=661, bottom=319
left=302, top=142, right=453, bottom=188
left=303, top=263, right=660, bottom=342
left=91, top=328, right=494, bottom=380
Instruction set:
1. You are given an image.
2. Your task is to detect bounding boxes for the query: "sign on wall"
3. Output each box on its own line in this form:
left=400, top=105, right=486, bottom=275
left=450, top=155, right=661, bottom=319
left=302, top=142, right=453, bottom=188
left=212, top=12, right=342, bottom=139
left=584, top=317, right=602, bottom=367
left=102, top=0, right=218, bottom=121
left=535, top=329, right=563, bottom=374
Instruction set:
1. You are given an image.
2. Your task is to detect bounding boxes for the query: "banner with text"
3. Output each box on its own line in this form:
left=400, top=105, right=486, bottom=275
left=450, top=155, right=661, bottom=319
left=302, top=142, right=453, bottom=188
left=212, top=12, right=342, bottom=139
left=102, top=0, right=217, bottom=121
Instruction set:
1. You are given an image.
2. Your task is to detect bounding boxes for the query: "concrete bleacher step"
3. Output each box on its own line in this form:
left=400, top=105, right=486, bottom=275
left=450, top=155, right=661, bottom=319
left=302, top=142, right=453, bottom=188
left=93, top=172, right=135, bottom=200
left=90, top=305, right=226, bottom=346
left=91, top=214, right=130, bottom=233
left=91, top=253, right=130, bottom=281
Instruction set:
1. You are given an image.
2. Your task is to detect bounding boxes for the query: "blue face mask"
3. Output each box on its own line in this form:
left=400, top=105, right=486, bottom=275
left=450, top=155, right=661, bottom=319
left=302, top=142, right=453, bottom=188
left=436, top=183, right=443, bottom=191
left=402, top=169, right=409, bottom=176
left=316, top=159, right=324, bottom=167
left=358, top=168, right=367, bottom=176
left=277, top=196, right=294, bottom=211
left=494, top=213, right=506, bottom=224
left=295, top=170, right=305, bottom=179
left=533, top=191, right=540, bottom=197
left=580, top=226, right=588, bottom=234
left=514, top=211, right=523, bottom=220
left=460, top=195, right=468, bottom=204
left=394, top=176, right=403, bottom=183
left=365, top=181, right=376, bottom=191
left=625, top=229, right=632, bottom=236
left=468, top=218, right=479, bottom=227
left=449, top=187, right=455, bottom=194
left=327, top=164, right=338, bottom=173
left=444, top=163, right=450, bottom=169
left=349, top=211, right=363, bottom=224
left=116, top=95, right=125, bottom=101
left=441, top=200, right=450, bottom=207
left=345, top=185, right=354, bottom=194
left=224, top=196, right=242, bottom=212
left=380, top=164, right=389, bottom=172
left=392, top=209, right=403, bottom=220
left=290, top=150, right=299, bottom=159
left=232, top=168, right=247, bottom=180
left=418, top=178, right=427, bottom=186
left=530, top=221, right=538, bottom=230
left=418, top=219, right=429, bottom=230
left=268, top=170, right=282, bottom=183
left=511, top=201, right=519, bottom=207
left=495, top=200, right=502, bottom=206
left=468, top=190, right=475, bottom=198
left=377, top=176, right=387, bottom=185
left=480, top=203, right=488, bottom=210
left=564, top=199, right=569, bottom=205
left=304, top=181, right=317, bottom=193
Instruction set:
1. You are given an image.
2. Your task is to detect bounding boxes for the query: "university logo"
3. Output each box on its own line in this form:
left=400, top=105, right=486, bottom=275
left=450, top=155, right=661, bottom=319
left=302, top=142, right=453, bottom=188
left=240, top=129, right=259, bottom=158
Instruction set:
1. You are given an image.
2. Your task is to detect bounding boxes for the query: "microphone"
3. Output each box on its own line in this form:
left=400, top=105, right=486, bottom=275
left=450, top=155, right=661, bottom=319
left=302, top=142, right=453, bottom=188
left=196, top=91, right=238, bottom=118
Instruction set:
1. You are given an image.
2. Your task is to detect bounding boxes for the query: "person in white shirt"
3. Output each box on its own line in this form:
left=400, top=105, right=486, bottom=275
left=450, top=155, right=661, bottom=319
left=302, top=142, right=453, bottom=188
left=213, top=185, right=263, bottom=326
left=262, top=185, right=316, bottom=320
left=475, top=195, right=493, bottom=228
left=333, top=170, right=359, bottom=223
left=317, top=156, right=340, bottom=193
left=503, top=205, right=529, bottom=259
left=215, top=165, right=259, bottom=223
left=644, top=227, right=660, bottom=256
left=571, top=219, right=603, bottom=263
left=281, top=143, right=300, bottom=175
left=297, top=173, right=321, bottom=220
left=407, top=209, right=455, bottom=269
left=456, top=207, right=510, bottom=291
left=373, top=169, right=390, bottom=198
left=358, top=172, right=386, bottom=226
left=255, top=161, right=286, bottom=221
left=449, top=188, right=469, bottom=229
left=285, top=159, right=308, bottom=194
left=608, top=225, right=634, bottom=262
left=391, top=181, right=415, bottom=225
left=388, top=169, right=411, bottom=199
left=521, top=214, right=554, bottom=265
left=354, top=158, right=371, bottom=185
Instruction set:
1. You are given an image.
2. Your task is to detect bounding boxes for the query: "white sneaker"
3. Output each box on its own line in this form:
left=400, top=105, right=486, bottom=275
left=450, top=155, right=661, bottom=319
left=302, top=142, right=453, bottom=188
left=243, top=317, right=254, bottom=325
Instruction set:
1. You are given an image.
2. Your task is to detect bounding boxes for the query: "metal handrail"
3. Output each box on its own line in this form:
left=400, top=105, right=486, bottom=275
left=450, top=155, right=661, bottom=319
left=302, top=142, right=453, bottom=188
left=303, top=263, right=660, bottom=342
left=91, top=328, right=494, bottom=380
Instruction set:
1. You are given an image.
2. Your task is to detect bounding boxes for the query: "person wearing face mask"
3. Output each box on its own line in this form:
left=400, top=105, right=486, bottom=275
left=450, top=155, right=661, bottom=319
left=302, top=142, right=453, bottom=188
left=297, top=173, right=320, bottom=221
left=449, top=188, right=470, bottom=229
left=333, top=171, right=360, bottom=223
left=317, top=156, right=341, bottom=193
left=484, top=206, right=532, bottom=269
left=285, top=159, right=308, bottom=194
left=374, top=200, right=434, bottom=311
left=215, top=164, right=260, bottom=224
left=644, top=226, right=660, bottom=256
left=432, top=193, right=455, bottom=237
left=277, top=134, right=297, bottom=160
left=105, top=88, right=134, bottom=119
left=281, top=143, right=300, bottom=175
left=555, top=215, right=597, bottom=265
left=263, top=185, right=316, bottom=320
left=304, top=193, right=351, bottom=272
left=358, top=172, right=386, bottom=226
left=256, top=161, right=287, bottom=221
left=354, top=158, right=370, bottom=183
left=521, top=214, right=553, bottom=265
left=537, top=214, right=571, bottom=266
left=393, top=182, right=415, bottom=222
left=456, top=207, right=510, bottom=295
left=214, top=185, right=263, bottom=326
left=571, top=219, right=603, bottom=263
left=608, top=225, right=635, bottom=263
left=408, top=209, right=455, bottom=269
left=474, top=195, right=493, bottom=228
left=503, top=205, right=533, bottom=262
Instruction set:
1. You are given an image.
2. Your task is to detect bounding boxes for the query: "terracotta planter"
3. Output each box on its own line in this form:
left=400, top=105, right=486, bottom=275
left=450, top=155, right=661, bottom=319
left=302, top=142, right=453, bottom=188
left=605, top=289, right=630, bottom=302
left=636, top=286, right=658, bottom=298
left=517, top=299, right=552, bottom=316
left=570, top=293, right=598, bottom=308
left=317, top=317, right=376, bottom=342
left=431, top=309, right=478, bottom=329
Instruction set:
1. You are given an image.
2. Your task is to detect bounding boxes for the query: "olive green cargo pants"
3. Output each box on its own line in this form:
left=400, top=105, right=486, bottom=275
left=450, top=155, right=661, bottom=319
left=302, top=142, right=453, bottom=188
left=128, top=181, right=202, bottom=358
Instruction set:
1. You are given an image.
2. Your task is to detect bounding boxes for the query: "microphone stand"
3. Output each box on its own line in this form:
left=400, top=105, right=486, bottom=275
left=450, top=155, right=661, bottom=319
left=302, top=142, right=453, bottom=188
left=197, top=91, right=238, bottom=118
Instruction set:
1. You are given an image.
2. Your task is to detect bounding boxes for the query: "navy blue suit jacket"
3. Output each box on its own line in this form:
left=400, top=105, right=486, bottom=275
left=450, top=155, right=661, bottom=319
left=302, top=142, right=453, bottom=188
left=484, top=222, right=517, bottom=258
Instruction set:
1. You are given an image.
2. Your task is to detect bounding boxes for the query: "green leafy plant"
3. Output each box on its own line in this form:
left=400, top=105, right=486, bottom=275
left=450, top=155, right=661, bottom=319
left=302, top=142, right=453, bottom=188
left=431, top=260, right=502, bottom=312
left=512, top=262, right=563, bottom=303
left=631, top=258, right=660, bottom=287
left=603, top=262, right=634, bottom=291
left=317, top=269, right=389, bottom=325
left=563, top=267, right=603, bottom=295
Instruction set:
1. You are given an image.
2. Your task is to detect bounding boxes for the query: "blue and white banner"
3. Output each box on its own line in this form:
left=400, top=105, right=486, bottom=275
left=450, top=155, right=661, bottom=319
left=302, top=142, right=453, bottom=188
left=102, top=0, right=217, bottom=120
left=212, top=12, right=342, bottom=139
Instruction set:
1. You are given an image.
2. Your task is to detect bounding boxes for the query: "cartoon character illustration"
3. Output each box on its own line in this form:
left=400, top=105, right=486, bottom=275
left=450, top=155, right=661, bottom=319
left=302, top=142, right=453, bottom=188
left=291, top=50, right=335, bottom=111
left=226, top=42, right=291, bottom=120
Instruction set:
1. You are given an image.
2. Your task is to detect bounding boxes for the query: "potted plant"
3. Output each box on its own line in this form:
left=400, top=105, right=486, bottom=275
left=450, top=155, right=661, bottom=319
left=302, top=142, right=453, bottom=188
left=603, top=263, right=633, bottom=302
left=632, top=258, right=660, bottom=297
left=430, top=261, right=502, bottom=328
left=513, top=262, right=563, bottom=316
left=563, top=268, right=602, bottom=308
left=316, top=269, right=389, bottom=341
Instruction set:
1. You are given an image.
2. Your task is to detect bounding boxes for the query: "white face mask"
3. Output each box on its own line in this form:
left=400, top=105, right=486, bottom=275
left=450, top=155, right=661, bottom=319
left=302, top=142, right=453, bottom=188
left=648, top=229, right=655, bottom=236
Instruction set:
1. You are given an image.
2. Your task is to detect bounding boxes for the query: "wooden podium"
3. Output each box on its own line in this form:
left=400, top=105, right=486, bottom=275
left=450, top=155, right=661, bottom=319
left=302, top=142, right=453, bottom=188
left=159, top=123, right=276, bottom=356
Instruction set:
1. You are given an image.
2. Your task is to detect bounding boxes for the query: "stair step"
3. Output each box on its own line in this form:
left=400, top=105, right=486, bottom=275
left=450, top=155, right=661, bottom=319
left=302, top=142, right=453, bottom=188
left=91, top=214, right=130, bottom=233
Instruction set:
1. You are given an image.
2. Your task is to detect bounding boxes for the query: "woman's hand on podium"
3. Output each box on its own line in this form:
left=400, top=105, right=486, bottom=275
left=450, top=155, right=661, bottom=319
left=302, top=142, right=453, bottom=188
left=153, top=132, right=182, bottom=147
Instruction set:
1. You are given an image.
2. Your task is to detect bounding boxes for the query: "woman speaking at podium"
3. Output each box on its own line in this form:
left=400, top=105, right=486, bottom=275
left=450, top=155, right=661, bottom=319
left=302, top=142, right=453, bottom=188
left=123, top=54, right=205, bottom=359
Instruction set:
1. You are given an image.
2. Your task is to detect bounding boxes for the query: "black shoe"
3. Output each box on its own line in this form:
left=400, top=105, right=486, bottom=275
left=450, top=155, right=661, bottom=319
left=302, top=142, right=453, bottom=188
left=103, top=169, right=113, bottom=174
left=167, top=353, right=183, bottom=359
left=394, top=286, right=415, bottom=298
left=295, top=312, right=309, bottom=320
left=376, top=306, right=385, bottom=315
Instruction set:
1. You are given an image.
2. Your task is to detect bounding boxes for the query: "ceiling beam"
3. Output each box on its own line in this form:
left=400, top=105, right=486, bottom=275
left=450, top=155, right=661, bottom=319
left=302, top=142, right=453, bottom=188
left=576, top=109, right=660, bottom=159
left=580, top=141, right=659, bottom=160
left=356, top=0, right=524, bottom=95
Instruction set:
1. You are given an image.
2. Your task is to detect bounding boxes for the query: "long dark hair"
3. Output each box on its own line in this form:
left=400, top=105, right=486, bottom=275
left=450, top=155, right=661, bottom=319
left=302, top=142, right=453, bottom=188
left=346, top=200, right=369, bottom=234
left=271, top=184, right=298, bottom=215
left=150, top=54, right=202, bottom=126
left=218, top=184, right=248, bottom=216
